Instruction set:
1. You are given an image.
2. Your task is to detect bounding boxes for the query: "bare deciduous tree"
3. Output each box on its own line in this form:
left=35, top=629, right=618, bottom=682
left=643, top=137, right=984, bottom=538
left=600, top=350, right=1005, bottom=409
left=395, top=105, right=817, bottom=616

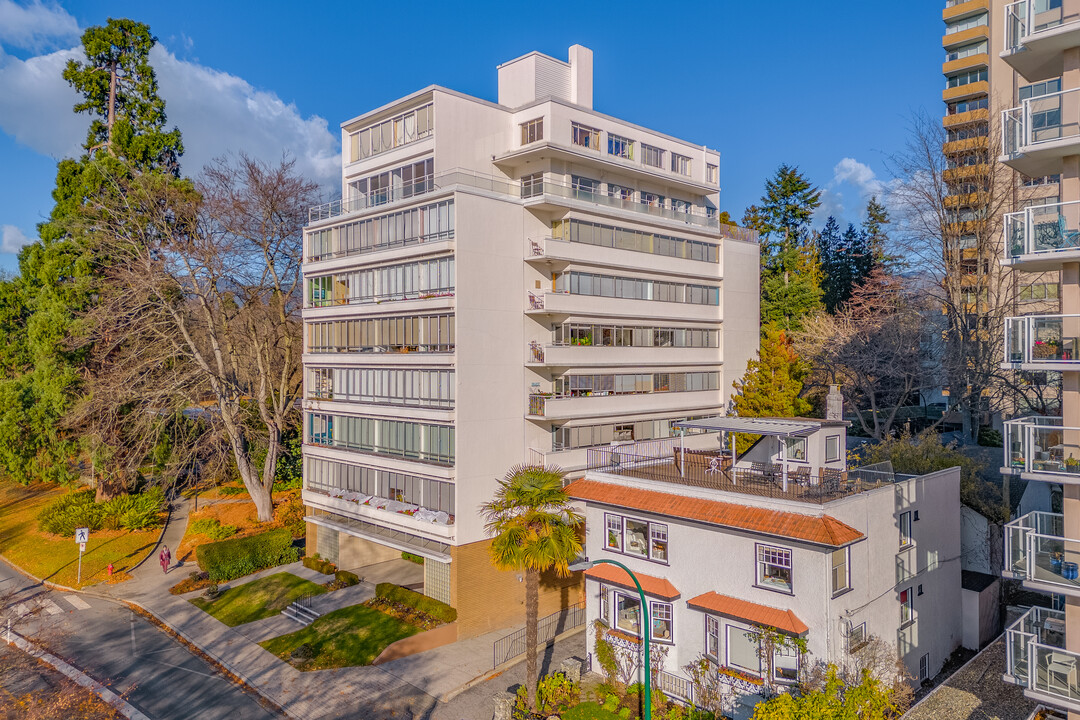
left=71, top=154, right=314, bottom=520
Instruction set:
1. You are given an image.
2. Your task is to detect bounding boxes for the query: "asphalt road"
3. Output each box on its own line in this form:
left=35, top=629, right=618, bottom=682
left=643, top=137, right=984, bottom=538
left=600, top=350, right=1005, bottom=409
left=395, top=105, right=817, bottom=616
left=0, top=559, right=282, bottom=720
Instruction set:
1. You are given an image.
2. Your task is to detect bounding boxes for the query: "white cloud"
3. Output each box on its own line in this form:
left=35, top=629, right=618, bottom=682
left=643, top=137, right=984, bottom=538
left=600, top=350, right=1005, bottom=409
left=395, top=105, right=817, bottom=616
left=0, top=0, right=79, bottom=51
left=814, top=157, right=887, bottom=227
left=1, top=224, right=33, bottom=253
left=0, top=46, right=86, bottom=158
left=832, top=157, right=884, bottom=201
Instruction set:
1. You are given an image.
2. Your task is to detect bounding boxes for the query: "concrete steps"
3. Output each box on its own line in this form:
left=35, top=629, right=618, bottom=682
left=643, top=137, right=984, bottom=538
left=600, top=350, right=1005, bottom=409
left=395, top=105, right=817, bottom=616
left=282, top=600, right=321, bottom=626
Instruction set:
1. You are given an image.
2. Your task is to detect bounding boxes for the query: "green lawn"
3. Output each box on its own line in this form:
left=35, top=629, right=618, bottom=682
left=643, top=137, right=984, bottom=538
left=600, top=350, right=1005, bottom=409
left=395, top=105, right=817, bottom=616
left=259, top=603, right=420, bottom=670
left=190, top=572, right=327, bottom=626
left=561, top=702, right=626, bottom=720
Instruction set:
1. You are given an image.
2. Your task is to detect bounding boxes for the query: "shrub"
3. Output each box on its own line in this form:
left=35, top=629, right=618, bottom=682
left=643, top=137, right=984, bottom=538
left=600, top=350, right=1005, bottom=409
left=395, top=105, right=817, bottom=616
left=274, top=493, right=306, bottom=539
left=196, top=528, right=298, bottom=582
left=302, top=555, right=336, bottom=575
left=334, top=571, right=360, bottom=587
left=978, top=426, right=1004, bottom=448
left=401, top=552, right=424, bottom=565
left=170, top=571, right=212, bottom=595
left=204, top=583, right=221, bottom=600
left=290, top=642, right=314, bottom=661
left=375, top=583, right=457, bottom=624
left=38, top=488, right=166, bottom=536
left=189, top=518, right=239, bottom=541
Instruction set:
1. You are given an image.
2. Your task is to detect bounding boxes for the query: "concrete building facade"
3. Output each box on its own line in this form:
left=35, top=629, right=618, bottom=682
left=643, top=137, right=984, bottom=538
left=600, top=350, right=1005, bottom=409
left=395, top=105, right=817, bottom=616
left=300, top=46, right=761, bottom=637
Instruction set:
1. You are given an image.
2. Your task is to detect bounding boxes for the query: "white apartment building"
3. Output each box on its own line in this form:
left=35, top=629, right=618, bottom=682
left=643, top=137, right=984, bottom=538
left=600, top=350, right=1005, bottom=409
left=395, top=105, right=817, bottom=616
left=571, top=418, right=962, bottom=719
left=300, top=46, right=761, bottom=637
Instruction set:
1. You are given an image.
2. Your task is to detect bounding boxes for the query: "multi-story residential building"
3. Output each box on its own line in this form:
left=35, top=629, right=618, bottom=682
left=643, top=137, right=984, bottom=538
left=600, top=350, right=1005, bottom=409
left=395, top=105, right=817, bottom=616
left=570, top=417, right=961, bottom=719
left=995, top=4, right=1080, bottom=720
left=300, top=46, right=761, bottom=638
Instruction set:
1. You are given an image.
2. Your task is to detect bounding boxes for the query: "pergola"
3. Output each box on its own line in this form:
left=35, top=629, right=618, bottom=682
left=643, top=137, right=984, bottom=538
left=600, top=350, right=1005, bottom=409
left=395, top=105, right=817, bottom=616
left=672, top=417, right=822, bottom=491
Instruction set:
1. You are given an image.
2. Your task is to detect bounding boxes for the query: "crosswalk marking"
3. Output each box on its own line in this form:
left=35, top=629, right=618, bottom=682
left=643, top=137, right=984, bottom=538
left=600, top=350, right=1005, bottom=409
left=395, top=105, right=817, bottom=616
left=41, top=599, right=62, bottom=615
left=62, top=595, right=90, bottom=610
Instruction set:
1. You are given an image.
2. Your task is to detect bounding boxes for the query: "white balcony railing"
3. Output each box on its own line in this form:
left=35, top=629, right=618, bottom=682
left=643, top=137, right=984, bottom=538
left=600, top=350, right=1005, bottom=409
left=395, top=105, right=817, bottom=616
left=1006, top=314, right=1080, bottom=364
left=1005, top=511, right=1080, bottom=593
left=1005, top=200, right=1080, bottom=258
left=1006, top=606, right=1080, bottom=706
left=1005, top=0, right=1076, bottom=52
left=1005, top=416, right=1080, bottom=477
left=1003, top=87, right=1080, bottom=157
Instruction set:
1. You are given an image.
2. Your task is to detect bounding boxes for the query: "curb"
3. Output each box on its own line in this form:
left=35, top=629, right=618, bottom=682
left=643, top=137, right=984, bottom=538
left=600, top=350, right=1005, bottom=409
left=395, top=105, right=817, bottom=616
left=126, top=600, right=297, bottom=720
left=4, top=626, right=151, bottom=720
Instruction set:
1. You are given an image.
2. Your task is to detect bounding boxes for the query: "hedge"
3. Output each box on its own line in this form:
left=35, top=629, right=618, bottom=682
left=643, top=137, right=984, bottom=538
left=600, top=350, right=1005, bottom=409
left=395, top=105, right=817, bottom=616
left=302, top=555, right=336, bottom=575
left=335, top=570, right=360, bottom=587
left=196, top=528, right=298, bottom=582
left=375, top=582, right=457, bottom=623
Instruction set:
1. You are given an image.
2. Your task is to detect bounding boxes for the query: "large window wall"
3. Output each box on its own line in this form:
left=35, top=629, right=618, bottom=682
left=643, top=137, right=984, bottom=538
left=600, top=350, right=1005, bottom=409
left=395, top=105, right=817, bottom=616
left=308, top=367, right=454, bottom=409
left=305, top=456, right=454, bottom=514
left=307, top=413, right=455, bottom=465
left=307, top=199, right=454, bottom=261
left=307, top=257, right=454, bottom=307
left=552, top=415, right=709, bottom=451
left=553, top=371, right=718, bottom=397
left=348, top=103, right=433, bottom=162
left=554, top=271, right=719, bottom=306
left=553, top=322, right=718, bottom=348
left=307, top=314, right=455, bottom=353
left=551, top=219, right=718, bottom=263
left=346, top=158, right=433, bottom=211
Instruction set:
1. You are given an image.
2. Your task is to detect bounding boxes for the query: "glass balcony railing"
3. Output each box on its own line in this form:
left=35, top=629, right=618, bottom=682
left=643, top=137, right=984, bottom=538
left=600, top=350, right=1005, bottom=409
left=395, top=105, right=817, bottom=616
left=1006, top=607, right=1079, bottom=705
left=1005, top=511, right=1080, bottom=593
left=1005, top=0, right=1075, bottom=52
left=1003, top=87, right=1080, bottom=157
left=1006, top=315, right=1080, bottom=364
left=1005, top=200, right=1080, bottom=258
left=1005, top=416, right=1080, bottom=477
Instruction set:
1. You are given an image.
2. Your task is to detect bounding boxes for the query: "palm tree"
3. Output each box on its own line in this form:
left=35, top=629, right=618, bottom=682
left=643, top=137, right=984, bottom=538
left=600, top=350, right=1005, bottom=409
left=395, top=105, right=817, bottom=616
left=481, top=464, right=584, bottom=712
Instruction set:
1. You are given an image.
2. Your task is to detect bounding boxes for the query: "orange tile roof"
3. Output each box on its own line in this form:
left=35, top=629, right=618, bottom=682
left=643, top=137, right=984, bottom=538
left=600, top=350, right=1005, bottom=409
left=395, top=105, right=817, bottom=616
left=583, top=563, right=680, bottom=601
left=565, top=478, right=863, bottom=547
left=687, top=591, right=809, bottom=635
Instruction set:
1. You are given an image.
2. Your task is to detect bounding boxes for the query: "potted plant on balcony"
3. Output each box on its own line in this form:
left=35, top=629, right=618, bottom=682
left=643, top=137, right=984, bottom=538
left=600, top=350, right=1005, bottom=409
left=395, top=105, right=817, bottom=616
left=1067, top=455, right=1080, bottom=474
left=1052, top=550, right=1064, bottom=574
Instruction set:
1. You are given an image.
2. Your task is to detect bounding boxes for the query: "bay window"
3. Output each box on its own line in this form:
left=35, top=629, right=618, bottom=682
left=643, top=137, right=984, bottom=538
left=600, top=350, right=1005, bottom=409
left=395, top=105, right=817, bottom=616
left=616, top=593, right=640, bottom=635
left=604, top=513, right=669, bottom=562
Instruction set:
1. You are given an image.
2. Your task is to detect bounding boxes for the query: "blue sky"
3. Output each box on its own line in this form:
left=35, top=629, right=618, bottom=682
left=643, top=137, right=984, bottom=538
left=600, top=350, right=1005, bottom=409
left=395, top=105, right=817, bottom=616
left=0, top=0, right=943, bottom=272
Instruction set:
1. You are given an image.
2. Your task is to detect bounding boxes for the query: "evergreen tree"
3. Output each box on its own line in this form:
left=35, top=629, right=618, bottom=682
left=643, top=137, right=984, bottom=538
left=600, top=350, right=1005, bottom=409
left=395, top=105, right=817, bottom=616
left=746, top=165, right=824, bottom=331
left=731, top=325, right=813, bottom=450
left=862, top=195, right=897, bottom=271
left=0, top=19, right=182, bottom=484
left=816, top=216, right=848, bottom=314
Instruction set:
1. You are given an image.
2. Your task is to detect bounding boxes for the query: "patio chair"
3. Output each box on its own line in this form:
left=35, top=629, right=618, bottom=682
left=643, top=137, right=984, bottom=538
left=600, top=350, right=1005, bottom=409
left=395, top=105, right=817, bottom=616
left=793, top=466, right=812, bottom=486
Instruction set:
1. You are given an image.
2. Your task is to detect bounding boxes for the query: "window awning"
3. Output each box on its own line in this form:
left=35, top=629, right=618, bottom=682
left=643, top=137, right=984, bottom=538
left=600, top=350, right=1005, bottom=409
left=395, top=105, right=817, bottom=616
left=584, top=563, right=680, bottom=601
left=687, top=591, right=808, bottom=635
left=673, top=416, right=844, bottom=437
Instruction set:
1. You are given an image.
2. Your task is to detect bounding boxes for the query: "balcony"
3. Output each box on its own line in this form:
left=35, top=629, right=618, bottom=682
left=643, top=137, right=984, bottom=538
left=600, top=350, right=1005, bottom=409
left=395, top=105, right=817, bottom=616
left=525, top=236, right=722, bottom=280
left=1004, top=416, right=1080, bottom=484
left=525, top=291, right=722, bottom=323
left=1005, top=511, right=1080, bottom=596
left=526, top=389, right=722, bottom=421
left=1004, top=200, right=1080, bottom=269
left=1005, top=606, right=1080, bottom=712
left=1002, top=0, right=1080, bottom=81
left=1002, top=87, right=1080, bottom=177
left=1005, top=315, right=1080, bottom=369
left=526, top=343, right=722, bottom=368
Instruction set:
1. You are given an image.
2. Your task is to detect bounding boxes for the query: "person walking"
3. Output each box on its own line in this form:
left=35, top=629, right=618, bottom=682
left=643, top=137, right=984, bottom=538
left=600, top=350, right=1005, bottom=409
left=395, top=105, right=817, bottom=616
left=160, top=545, right=171, bottom=575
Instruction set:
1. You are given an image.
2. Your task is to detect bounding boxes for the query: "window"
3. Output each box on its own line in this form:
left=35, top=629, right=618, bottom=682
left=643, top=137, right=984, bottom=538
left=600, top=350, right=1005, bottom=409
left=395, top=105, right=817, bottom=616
left=608, top=133, right=634, bottom=159
left=625, top=518, right=649, bottom=557
left=831, top=547, right=850, bottom=595
left=945, top=40, right=987, bottom=62
left=947, top=96, right=988, bottom=115
left=521, top=117, right=543, bottom=145
left=572, top=175, right=599, bottom=198
left=551, top=218, right=719, bottom=263
left=707, top=163, right=719, bottom=184
left=900, top=588, right=913, bottom=626
left=521, top=172, right=544, bottom=199
left=784, top=437, right=807, bottom=462
left=826, top=435, right=841, bottom=462
left=706, top=615, right=720, bottom=660
left=607, top=183, right=633, bottom=201
left=651, top=601, right=673, bottom=642
left=899, top=511, right=912, bottom=548
left=640, top=191, right=664, bottom=208
left=757, top=544, right=793, bottom=593
left=726, top=625, right=760, bottom=674
left=1020, top=78, right=1062, bottom=101
left=616, top=593, right=641, bottom=635
left=919, top=653, right=930, bottom=681
left=671, top=153, right=691, bottom=176
left=600, top=585, right=610, bottom=624
left=642, top=144, right=664, bottom=168
left=571, top=122, right=600, bottom=150
left=303, top=457, right=456, bottom=513
left=650, top=524, right=668, bottom=562
left=349, top=103, right=433, bottom=161
left=605, top=514, right=623, bottom=551
left=946, top=68, right=987, bottom=89
left=848, top=622, right=867, bottom=653
left=945, top=13, right=987, bottom=34
left=774, top=645, right=799, bottom=683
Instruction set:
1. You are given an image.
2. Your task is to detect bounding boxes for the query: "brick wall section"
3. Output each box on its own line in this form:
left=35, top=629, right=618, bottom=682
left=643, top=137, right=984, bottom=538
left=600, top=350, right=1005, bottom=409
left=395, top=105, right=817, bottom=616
left=450, top=538, right=584, bottom=639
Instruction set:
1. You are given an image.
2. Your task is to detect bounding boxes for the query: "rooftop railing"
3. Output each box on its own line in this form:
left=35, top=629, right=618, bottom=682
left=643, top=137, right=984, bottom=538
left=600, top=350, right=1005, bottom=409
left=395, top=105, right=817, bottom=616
left=1005, top=199, right=1080, bottom=258
left=1006, top=314, right=1080, bottom=364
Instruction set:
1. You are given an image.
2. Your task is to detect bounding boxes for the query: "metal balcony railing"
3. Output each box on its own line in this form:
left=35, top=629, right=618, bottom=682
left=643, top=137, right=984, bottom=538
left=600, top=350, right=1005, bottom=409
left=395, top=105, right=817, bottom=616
left=1005, top=0, right=1077, bottom=52
left=1005, top=200, right=1080, bottom=258
left=1006, top=606, right=1080, bottom=705
left=1006, top=315, right=1080, bottom=364
left=1005, top=511, right=1080, bottom=593
left=1005, top=416, right=1080, bottom=476
left=1003, top=86, right=1080, bottom=156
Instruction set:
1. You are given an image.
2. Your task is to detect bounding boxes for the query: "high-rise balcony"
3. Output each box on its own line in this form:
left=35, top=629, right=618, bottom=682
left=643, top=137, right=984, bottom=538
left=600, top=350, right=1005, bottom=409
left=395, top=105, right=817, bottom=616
left=1002, top=0, right=1080, bottom=81
left=526, top=343, right=721, bottom=369
left=1002, top=87, right=1080, bottom=177
left=1004, top=416, right=1080, bottom=484
left=1005, top=511, right=1080, bottom=596
left=1005, top=315, right=1080, bottom=369
left=524, top=236, right=722, bottom=281
left=1005, top=606, right=1080, bottom=712
left=1004, top=200, right=1080, bottom=269
left=525, top=291, right=721, bottom=323
left=525, top=389, right=721, bottom=421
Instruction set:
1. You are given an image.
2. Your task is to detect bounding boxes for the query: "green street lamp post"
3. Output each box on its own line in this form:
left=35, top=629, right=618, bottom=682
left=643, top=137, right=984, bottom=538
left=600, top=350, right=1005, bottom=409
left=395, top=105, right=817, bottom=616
left=570, top=557, right=652, bottom=719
